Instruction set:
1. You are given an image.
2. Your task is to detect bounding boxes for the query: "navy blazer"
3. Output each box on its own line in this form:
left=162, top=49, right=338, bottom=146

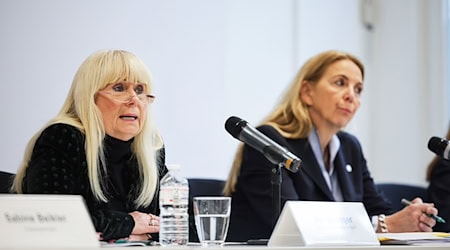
left=226, top=125, right=394, bottom=242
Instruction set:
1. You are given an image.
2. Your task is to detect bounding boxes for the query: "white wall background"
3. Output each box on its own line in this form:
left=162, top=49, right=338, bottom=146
left=0, top=0, right=448, bottom=187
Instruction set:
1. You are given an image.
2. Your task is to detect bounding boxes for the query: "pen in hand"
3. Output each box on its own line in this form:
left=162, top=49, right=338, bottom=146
left=401, top=198, right=446, bottom=223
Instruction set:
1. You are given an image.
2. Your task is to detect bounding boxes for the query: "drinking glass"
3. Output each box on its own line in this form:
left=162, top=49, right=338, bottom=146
left=193, top=196, right=231, bottom=246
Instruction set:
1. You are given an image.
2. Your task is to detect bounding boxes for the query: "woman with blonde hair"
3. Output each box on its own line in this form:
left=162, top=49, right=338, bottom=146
left=225, top=50, right=439, bottom=242
left=13, top=50, right=167, bottom=241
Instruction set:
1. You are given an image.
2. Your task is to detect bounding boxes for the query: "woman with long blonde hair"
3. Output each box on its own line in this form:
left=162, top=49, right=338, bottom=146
left=225, top=50, right=439, bottom=242
left=13, top=50, right=167, bottom=241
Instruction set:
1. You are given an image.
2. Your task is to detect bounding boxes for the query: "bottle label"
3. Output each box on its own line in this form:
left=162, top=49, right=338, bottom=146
left=160, top=186, right=189, bottom=205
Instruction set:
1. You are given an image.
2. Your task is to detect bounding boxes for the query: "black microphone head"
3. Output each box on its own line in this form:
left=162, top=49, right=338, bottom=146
left=428, top=136, right=448, bottom=156
left=225, top=116, right=248, bottom=139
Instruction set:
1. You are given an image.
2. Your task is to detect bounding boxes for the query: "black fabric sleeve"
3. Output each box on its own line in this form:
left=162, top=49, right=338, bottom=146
left=90, top=210, right=135, bottom=241
left=25, top=124, right=85, bottom=194
left=24, top=124, right=135, bottom=240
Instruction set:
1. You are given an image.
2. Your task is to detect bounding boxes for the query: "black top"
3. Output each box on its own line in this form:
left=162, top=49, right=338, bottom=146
left=103, top=135, right=133, bottom=211
left=427, top=158, right=450, bottom=232
left=226, top=125, right=394, bottom=242
left=22, top=123, right=168, bottom=241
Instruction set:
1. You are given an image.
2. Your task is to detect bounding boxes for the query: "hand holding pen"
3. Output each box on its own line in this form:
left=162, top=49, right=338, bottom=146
left=401, top=198, right=446, bottom=223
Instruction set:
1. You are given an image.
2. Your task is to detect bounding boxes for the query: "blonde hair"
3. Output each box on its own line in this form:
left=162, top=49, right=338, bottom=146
left=224, top=50, right=364, bottom=195
left=13, top=50, right=163, bottom=207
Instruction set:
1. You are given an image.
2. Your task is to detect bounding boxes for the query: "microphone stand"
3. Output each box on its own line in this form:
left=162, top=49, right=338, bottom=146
left=271, top=163, right=282, bottom=227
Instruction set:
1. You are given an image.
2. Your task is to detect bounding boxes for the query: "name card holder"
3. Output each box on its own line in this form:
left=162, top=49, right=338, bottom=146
left=268, top=201, right=380, bottom=247
left=0, top=194, right=100, bottom=248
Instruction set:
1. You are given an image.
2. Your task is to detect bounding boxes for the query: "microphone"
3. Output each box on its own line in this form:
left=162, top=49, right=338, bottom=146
left=224, top=116, right=301, bottom=173
left=428, top=136, right=450, bottom=160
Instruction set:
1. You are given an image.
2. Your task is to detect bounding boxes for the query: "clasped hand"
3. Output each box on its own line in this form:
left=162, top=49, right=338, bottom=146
left=385, top=197, right=438, bottom=232
left=128, top=211, right=160, bottom=240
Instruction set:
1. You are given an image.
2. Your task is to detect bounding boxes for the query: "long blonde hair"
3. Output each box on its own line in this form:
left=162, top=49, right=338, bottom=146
left=223, top=50, right=364, bottom=195
left=13, top=50, right=163, bottom=207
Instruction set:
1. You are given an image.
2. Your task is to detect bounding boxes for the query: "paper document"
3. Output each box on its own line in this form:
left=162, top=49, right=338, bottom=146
left=377, top=232, right=450, bottom=245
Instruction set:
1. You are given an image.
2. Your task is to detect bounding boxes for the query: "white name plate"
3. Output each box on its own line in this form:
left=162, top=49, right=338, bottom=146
left=268, top=201, right=380, bottom=247
left=0, top=194, right=100, bottom=248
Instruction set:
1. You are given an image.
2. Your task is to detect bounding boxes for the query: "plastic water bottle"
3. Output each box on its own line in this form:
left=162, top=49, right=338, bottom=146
left=159, top=164, right=189, bottom=246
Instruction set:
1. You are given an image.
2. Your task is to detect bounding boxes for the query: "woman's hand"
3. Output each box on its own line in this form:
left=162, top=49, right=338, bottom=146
left=385, top=197, right=438, bottom=232
left=129, top=211, right=160, bottom=236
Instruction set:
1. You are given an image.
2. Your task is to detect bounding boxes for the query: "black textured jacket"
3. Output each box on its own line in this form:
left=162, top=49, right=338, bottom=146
left=22, top=123, right=168, bottom=241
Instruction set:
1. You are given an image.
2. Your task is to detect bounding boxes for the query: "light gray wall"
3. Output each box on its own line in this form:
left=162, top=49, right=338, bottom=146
left=364, top=0, right=448, bottom=185
left=0, top=0, right=448, bottom=186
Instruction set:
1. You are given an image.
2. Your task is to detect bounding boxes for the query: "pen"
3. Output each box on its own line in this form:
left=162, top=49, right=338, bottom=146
left=401, top=198, right=446, bottom=223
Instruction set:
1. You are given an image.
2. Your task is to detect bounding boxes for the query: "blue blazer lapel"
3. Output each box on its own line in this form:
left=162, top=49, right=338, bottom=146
left=334, top=149, right=356, bottom=201
left=291, top=139, right=334, bottom=200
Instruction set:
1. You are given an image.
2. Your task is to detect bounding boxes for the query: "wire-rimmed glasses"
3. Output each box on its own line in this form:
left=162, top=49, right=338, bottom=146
left=97, top=82, right=155, bottom=104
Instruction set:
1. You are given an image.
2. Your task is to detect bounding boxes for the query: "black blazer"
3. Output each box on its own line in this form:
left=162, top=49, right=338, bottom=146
left=22, top=123, right=168, bottom=241
left=226, top=125, right=394, bottom=242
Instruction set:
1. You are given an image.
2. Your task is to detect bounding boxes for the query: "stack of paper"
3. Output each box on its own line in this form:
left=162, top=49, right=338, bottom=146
left=378, top=232, right=450, bottom=245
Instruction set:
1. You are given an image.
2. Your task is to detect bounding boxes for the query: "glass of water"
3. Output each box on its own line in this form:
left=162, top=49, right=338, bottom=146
left=193, top=196, right=231, bottom=246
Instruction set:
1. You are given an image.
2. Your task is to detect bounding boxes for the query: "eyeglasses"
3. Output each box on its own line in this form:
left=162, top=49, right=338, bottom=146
left=98, top=82, right=155, bottom=104
left=99, top=91, right=155, bottom=104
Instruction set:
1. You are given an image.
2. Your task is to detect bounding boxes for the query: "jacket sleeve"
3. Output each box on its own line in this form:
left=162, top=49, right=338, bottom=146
left=339, top=132, right=395, bottom=216
left=23, top=124, right=135, bottom=241
left=99, top=146, right=168, bottom=241
left=24, top=124, right=86, bottom=194
left=89, top=210, right=135, bottom=241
